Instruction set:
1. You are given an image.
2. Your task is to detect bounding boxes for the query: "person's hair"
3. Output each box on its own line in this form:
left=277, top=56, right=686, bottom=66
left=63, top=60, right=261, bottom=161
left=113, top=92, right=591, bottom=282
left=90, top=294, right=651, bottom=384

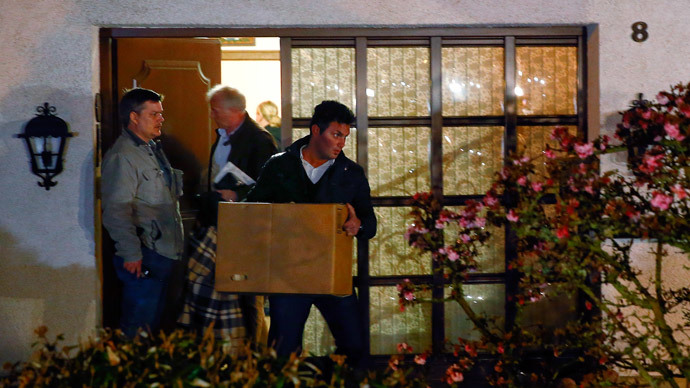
left=119, top=88, right=163, bottom=129
left=309, top=100, right=355, bottom=134
left=206, top=85, right=246, bottom=111
left=257, top=100, right=281, bottom=127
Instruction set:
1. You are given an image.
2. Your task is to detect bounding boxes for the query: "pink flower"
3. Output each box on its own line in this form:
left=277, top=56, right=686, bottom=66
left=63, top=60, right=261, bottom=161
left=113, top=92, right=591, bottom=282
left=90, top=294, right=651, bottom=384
left=664, top=122, right=685, bottom=141
left=497, top=343, right=505, bottom=354
left=483, top=192, right=499, bottom=207
left=513, top=156, right=530, bottom=166
left=403, top=290, right=415, bottom=301
left=544, top=149, right=556, bottom=159
left=556, top=225, right=570, bottom=239
left=626, top=209, right=641, bottom=222
left=681, top=103, right=690, bottom=117
left=396, top=278, right=410, bottom=292
left=574, top=142, right=594, bottom=159
left=517, top=176, right=527, bottom=186
left=445, top=365, right=464, bottom=383
left=657, top=93, right=670, bottom=105
left=651, top=191, right=673, bottom=210
left=435, top=219, right=445, bottom=229
left=414, top=354, right=427, bottom=365
left=507, top=209, right=519, bottom=222
left=447, top=249, right=459, bottom=262
left=672, top=184, right=687, bottom=199
left=639, top=153, right=664, bottom=173
left=397, top=342, right=412, bottom=353
left=585, top=185, right=594, bottom=195
left=460, top=234, right=471, bottom=243
left=531, top=181, right=543, bottom=192
left=474, top=217, right=486, bottom=228
left=499, top=167, right=509, bottom=180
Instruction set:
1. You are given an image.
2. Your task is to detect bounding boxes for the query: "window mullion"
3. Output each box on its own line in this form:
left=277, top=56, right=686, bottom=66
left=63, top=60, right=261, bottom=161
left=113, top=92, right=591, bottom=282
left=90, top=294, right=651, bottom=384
left=354, top=36, right=372, bottom=357
left=280, top=37, right=293, bottom=148
left=504, top=36, right=519, bottom=331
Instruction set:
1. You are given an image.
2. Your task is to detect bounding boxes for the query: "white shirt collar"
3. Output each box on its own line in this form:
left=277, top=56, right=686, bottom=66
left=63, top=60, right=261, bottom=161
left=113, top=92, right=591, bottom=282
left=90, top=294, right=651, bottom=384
left=300, top=145, right=335, bottom=184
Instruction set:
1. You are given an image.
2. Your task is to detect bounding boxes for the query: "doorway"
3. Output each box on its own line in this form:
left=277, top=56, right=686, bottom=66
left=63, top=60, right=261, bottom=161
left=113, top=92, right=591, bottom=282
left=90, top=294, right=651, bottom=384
left=98, top=35, right=282, bottom=331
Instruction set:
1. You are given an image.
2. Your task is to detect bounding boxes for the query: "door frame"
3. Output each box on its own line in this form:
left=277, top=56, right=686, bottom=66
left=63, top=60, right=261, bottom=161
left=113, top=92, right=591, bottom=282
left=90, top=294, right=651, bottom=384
left=97, top=26, right=599, bottom=374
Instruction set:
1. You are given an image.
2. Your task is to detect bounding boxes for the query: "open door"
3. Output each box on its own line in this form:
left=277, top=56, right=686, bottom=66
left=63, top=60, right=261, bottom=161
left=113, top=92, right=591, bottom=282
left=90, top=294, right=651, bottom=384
left=100, top=37, right=221, bottom=329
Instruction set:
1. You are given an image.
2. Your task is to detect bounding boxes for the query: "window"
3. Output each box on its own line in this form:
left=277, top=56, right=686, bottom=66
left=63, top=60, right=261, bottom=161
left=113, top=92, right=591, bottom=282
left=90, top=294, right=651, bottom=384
left=282, top=28, right=588, bottom=360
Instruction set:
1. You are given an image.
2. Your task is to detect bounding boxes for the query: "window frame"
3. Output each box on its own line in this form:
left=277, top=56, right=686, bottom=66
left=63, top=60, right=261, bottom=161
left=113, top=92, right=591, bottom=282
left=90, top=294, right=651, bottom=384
left=100, top=26, right=594, bottom=372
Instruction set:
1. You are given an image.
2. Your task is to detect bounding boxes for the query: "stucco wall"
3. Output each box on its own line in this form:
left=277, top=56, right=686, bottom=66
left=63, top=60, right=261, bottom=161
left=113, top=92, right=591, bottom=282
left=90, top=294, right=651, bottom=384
left=1, top=0, right=689, bottom=363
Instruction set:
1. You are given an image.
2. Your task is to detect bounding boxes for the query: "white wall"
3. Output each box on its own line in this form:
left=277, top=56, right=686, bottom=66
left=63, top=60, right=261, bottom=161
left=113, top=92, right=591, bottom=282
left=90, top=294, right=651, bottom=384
left=221, top=60, right=282, bottom=123
left=221, top=37, right=281, bottom=122
left=1, top=0, right=689, bottom=363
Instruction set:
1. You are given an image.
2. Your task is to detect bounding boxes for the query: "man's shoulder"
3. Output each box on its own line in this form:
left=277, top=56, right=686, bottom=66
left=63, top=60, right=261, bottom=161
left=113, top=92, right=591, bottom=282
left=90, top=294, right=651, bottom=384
left=103, top=135, right=134, bottom=160
left=338, top=154, right=365, bottom=174
left=265, top=150, right=295, bottom=165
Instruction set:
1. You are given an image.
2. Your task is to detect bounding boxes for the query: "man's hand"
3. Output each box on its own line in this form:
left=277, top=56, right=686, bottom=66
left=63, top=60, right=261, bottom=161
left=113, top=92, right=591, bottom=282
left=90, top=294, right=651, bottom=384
left=342, top=203, right=361, bottom=237
left=217, top=189, right=239, bottom=202
left=124, top=259, right=142, bottom=278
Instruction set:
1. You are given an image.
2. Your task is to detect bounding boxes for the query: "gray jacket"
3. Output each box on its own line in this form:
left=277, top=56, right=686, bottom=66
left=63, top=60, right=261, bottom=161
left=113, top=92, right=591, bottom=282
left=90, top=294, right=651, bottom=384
left=102, top=129, right=184, bottom=262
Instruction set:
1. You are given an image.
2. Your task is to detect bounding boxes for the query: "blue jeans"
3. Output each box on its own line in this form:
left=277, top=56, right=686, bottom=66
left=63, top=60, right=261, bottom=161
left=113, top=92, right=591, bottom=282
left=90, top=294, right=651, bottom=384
left=113, top=246, right=175, bottom=338
left=268, top=292, right=365, bottom=367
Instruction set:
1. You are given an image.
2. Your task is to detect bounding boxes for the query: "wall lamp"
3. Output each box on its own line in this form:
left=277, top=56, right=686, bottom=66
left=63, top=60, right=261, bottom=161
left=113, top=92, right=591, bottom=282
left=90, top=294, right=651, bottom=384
left=16, top=103, right=73, bottom=190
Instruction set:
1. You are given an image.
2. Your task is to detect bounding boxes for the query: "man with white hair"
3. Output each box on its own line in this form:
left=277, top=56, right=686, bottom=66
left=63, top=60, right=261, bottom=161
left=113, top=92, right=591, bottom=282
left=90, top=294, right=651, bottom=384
left=179, top=85, right=276, bottom=345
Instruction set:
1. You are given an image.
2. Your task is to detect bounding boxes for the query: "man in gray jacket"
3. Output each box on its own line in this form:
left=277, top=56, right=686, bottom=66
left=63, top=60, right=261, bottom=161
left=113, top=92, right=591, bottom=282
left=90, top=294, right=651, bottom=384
left=102, top=88, right=184, bottom=338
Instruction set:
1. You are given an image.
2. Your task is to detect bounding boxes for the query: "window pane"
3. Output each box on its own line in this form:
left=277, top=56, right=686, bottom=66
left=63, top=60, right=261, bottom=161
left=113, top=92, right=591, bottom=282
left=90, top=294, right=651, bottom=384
left=370, top=286, right=432, bottom=354
left=367, top=47, right=430, bottom=117
left=302, top=305, right=336, bottom=356
left=442, top=47, right=504, bottom=116
left=444, top=206, right=505, bottom=273
left=445, top=284, right=505, bottom=342
left=517, top=125, right=577, bottom=177
left=442, top=126, right=504, bottom=196
left=517, top=284, right=577, bottom=337
left=369, top=127, right=430, bottom=196
left=516, top=47, right=577, bottom=115
left=370, top=206, right=431, bottom=276
left=292, top=48, right=356, bottom=118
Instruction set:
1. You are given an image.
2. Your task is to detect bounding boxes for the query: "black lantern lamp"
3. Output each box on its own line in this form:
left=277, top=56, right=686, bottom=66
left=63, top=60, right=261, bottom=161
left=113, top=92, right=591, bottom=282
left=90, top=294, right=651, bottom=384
left=16, top=103, right=73, bottom=190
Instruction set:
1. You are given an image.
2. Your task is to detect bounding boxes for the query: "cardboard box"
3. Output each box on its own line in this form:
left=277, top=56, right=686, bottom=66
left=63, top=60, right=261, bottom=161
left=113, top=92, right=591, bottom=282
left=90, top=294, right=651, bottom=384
left=215, top=203, right=353, bottom=295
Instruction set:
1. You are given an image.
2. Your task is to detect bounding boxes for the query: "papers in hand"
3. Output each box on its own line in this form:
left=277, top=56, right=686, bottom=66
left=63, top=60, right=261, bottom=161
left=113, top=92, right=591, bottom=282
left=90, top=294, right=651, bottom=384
left=214, top=161, right=256, bottom=186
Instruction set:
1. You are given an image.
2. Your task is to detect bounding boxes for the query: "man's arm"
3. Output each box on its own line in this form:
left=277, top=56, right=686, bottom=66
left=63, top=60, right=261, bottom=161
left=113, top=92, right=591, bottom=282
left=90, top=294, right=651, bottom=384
left=217, top=131, right=277, bottom=202
left=245, top=156, right=278, bottom=203
left=246, top=131, right=278, bottom=180
left=101, top=153, right=143, bottom=268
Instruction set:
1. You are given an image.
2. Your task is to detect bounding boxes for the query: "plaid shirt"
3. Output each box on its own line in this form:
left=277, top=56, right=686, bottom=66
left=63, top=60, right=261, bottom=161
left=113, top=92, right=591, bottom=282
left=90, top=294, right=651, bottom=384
left=178, top=226, right=247, bottom=346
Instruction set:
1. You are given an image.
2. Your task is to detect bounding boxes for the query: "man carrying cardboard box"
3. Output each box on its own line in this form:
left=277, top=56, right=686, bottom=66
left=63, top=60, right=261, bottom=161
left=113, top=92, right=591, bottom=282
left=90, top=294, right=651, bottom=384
left=247, top=100, right=376, bottom=367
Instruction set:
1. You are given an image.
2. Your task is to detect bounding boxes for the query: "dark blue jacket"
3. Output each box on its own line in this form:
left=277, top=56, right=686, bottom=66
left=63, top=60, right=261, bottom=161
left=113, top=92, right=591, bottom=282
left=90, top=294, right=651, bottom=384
left=246, top=136, right=376, bottom=240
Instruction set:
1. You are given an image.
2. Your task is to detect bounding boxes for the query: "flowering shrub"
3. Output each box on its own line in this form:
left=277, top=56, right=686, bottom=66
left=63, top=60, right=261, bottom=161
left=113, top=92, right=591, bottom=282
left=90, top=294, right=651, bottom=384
left=1, top=326, right=428, bottom=388
left=400, top=82, right=690, bottom=387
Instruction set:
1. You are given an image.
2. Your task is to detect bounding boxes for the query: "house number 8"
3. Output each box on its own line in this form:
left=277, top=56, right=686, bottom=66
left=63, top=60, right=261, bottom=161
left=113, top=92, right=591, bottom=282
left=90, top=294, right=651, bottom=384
left=631, top=22, right=648, bottom=42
